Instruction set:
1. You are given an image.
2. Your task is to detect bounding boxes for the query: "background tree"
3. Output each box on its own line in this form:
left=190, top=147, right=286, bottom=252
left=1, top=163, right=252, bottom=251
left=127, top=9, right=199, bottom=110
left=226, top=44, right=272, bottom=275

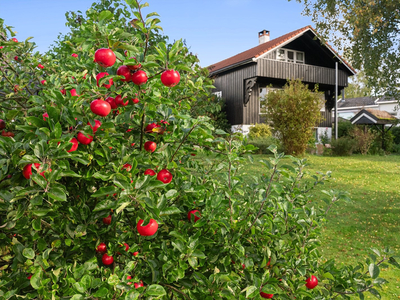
left=341, top=70, right=372, bottom=99
left=264, top=79, right=323, bottom=156
left=294, top=0, right=400, bottom=98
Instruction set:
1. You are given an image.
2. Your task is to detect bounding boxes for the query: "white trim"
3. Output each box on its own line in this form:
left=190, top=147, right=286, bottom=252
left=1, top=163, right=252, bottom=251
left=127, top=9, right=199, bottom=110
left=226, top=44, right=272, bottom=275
left=351, top=113, right=376, bottom=124
left=337, top=105, right=378, bottom=110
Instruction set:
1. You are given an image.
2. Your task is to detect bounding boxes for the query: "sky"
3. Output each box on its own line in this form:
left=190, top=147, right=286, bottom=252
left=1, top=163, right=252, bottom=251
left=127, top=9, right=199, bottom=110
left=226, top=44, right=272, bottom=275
left=0, top=0, right=314, bottom=67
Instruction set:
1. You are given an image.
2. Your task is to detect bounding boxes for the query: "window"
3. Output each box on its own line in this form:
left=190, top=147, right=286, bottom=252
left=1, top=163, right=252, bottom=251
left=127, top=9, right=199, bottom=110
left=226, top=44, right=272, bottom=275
left=296, top=52, right=304, bottom=64
left=268, top=48, right=305, bottom=64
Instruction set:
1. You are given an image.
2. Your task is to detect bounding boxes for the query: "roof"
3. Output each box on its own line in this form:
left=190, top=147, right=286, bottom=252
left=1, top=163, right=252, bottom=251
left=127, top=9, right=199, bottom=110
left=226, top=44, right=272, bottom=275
left=350, top=108, right=398, bottom=125
left=338, top=96, right=378, bottom=108
left=208, top=25, right=356, bottom=75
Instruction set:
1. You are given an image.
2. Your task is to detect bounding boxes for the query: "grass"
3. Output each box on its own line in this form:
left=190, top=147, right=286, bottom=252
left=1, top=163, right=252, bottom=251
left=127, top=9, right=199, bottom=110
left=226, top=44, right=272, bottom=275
left=243, top=154, right=400, bottom=299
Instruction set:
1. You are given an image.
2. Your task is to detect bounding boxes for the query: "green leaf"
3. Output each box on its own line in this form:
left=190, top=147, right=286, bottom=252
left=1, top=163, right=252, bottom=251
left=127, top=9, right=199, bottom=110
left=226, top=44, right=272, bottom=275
left=145, top=284, right=166, bottom=297
left=107, top=274, right=119, bottom=286
left=369, top=288, right=381, bottom=299
left=30, top=268, right=43, bottom=289
left=99, top=10, right=113, bottom=21
left=188, top=256, right=198, bottom=268
left=93, top=287, right=109, bottom=297
left=47, top=186, right=67, bottom=202
left=244, top=285, right=258, bottom=298
left=91, top=186, right=119, bottom=197
left=70, top=295, right=84, bottom=300
left=32, top=218, right=41, bottom=231
left=22, top=248, right=35, bottom=259
left=160, top=207, right=182, bottom=216
left=369, top=263, right=380, bottom=279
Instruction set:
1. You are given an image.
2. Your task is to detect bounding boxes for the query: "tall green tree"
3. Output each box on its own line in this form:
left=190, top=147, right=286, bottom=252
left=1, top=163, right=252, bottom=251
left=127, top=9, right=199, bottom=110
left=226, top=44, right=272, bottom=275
left=342, top=70, right=372, bottom=99
left=294, top=0, right=400, bottom=97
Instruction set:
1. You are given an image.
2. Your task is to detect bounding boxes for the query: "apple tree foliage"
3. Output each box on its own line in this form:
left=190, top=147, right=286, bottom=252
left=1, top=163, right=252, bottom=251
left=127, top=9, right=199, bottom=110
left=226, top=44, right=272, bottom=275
left=0, top=1, right=399, bottom=299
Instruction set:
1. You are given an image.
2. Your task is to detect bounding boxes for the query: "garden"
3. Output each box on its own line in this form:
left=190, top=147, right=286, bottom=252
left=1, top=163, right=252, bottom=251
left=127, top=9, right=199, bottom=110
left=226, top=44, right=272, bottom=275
left=0, top=0, right=399, bottom=299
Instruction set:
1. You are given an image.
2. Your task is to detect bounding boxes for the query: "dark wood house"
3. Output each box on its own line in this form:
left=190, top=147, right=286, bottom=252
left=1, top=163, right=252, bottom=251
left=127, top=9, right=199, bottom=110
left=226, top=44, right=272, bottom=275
left=208, top=26, right=356, bottom=137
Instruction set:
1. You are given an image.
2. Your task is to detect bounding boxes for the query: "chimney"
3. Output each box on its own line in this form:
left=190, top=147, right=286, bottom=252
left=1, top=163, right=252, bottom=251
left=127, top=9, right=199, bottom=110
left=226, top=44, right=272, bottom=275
left=258, top=30, right=270, bottom=44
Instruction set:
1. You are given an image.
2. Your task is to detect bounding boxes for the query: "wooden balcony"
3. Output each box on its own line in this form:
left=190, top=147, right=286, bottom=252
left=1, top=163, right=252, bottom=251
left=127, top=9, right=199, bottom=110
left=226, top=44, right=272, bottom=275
left=256, top=58, right=348, bottom=87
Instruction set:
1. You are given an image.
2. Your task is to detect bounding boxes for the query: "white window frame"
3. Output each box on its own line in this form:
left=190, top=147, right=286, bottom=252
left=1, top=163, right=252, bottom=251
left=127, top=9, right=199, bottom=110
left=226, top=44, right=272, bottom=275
left=270, top=48, right=305, bottom=64
left=259, top=87, right=281, bottom=115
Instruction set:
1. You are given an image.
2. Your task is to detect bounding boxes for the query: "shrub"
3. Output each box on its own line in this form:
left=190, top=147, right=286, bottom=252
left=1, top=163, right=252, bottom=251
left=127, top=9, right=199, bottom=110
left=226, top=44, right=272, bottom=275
left=331, top=137, right=357, bottom=156
left=392, top=126, right=400, bottom=144
left=337, top=120, right=355, bottom=138
left=265, top=79, right=323, bottom=156
left=369, top=129, right=394, bottom=154
left=349, top=126, right=377, bottom=154
left=248, top=123, right=272, bottom=139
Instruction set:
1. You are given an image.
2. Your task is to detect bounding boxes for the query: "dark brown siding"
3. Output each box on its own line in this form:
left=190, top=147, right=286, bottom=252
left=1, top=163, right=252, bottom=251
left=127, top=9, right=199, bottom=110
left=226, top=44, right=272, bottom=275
left=243, top=82, right=260, bottom=124
left=212, top=64, right=257, bottom=125
left=319, top=109, right=332, bottom=127
left=256, top=59, right=348, bottom=87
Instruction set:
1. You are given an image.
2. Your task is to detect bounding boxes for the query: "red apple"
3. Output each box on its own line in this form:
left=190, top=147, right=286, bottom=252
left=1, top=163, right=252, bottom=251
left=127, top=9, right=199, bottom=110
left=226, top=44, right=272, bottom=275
left=13, top=85, right=19, bottom=93
left=90, top=99, right=111, bottom=117
left=105, top=97, right=117, bottom=109
left=145, top=122, right=161, bottom=133
left=42, top=112, right=49, bottom=121
left=117, top=65, right=131, bottom=82
left=94, top=48, right=116, bottom=68
left=11, top=38, right=18, bottom=43
left=134, top=280, right=144, bottom=289
left=137, top=219, right=158, bottom=236
left=77, top=132, right=93, bottom=145
left=96, top=72, right=113, bottom=89
left=1, top=130, right=14, bottom=137
left=27, top=274, right=32, bottom=280
left=37, top=64, right=44, bottom=69
left=115, top=95, right=129, bottom=107
left=188, top=210, right=201, bottom=222
left=87, top=120, right=102, bottom=134
left=131, top=70, right=147, bottom=85
left=305, top=275, right=318, bottom=289
left=161, top=70, right=180, bottom=87
left=103, top=215, right=112, bottom=225
left=144, top=141, right=156, bottom=153
left=60, top=89, right=66, bottom=95
left=117, top=243, right=129, bottom=255
left=132, top=98, right=139, bottom=104
left=122, top=163, right=132, bottom=172
left=66, top=138, right=79, bottom=153
left=71, top=53, right=78, bottom=58
left=70, top=89, right=79, bottom=97
left=144, top=169, right=156, bottom=176
left=102, top=253, right=114, bottom=265
left=133, top=251, right=139, bottom=256
left=127, top=275, right=133, bottom=285
left=22, top=163, right=42, bottom=180
left=0, top=119, right=5, bottom=130
left=157, top=169, right=172, bottom=184
left=96, top=243, right=107, bottom=254
left=0, top=46, right=3, bottom=49
left=14, top=56, right=18, bottom=61
left=260, top=292, right=273, bottom=299
left=127, top=57, right=141, bottom=70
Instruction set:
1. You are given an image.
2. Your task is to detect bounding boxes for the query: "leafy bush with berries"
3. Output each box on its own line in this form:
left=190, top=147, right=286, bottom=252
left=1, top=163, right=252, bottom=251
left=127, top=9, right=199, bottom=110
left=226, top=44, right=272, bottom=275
left=0, top=1, right=399, bottom=300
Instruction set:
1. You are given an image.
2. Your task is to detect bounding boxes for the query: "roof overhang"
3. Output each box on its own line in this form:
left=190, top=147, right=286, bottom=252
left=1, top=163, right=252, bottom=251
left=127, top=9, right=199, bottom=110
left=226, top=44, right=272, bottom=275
left=350, top=109, right=398, bottom=125
left=209, top=58, right=254, bottom=76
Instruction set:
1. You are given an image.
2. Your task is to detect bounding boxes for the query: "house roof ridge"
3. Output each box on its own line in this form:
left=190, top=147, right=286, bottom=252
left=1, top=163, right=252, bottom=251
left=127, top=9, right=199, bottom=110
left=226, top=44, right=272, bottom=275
left=207, top=25, right=355, bottom=75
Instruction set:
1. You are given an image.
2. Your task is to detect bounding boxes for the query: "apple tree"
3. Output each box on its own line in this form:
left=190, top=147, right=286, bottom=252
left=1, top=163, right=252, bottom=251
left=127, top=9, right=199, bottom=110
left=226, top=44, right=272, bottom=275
left=1, top=1, right=399, bottom=299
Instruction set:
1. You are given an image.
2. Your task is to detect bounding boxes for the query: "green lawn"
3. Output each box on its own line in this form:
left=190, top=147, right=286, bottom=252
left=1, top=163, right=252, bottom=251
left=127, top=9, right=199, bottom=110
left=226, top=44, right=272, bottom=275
left=244, top=154, right=400, bottom=299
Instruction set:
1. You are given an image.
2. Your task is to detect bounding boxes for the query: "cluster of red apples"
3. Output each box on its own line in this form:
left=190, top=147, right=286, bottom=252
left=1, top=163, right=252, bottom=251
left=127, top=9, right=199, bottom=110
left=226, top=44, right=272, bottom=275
left=90, top=48, right=180, bottom=118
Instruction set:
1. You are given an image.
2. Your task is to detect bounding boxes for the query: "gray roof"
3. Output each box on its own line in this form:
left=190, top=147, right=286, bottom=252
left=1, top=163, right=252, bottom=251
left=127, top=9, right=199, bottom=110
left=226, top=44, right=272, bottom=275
left=338, top=96, right=377, bottom=108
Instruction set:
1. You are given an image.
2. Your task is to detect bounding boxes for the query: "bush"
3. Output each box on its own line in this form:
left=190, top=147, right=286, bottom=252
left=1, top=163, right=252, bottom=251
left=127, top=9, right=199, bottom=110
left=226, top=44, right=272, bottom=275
left=247, top=136, right=283, bottom=154
left=369, top=129, right=394, bottom=154
left=265, top=79, right=323, bottom=156
left=349, top=126, right=376, bottom=154
left=0, top=2, right=398, bottom=299
left=336, top=120, right=355, bottom=138
left=392, top=126, right=400, bottom=144
left=248, top=123, right=272, bottom=139
left=331, top=137, right=357, bottom=156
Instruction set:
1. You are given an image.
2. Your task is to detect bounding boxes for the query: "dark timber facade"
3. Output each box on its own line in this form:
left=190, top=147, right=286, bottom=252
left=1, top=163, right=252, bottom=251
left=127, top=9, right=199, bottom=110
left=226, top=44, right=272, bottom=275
left=208, top=26, right=356, bottom=130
